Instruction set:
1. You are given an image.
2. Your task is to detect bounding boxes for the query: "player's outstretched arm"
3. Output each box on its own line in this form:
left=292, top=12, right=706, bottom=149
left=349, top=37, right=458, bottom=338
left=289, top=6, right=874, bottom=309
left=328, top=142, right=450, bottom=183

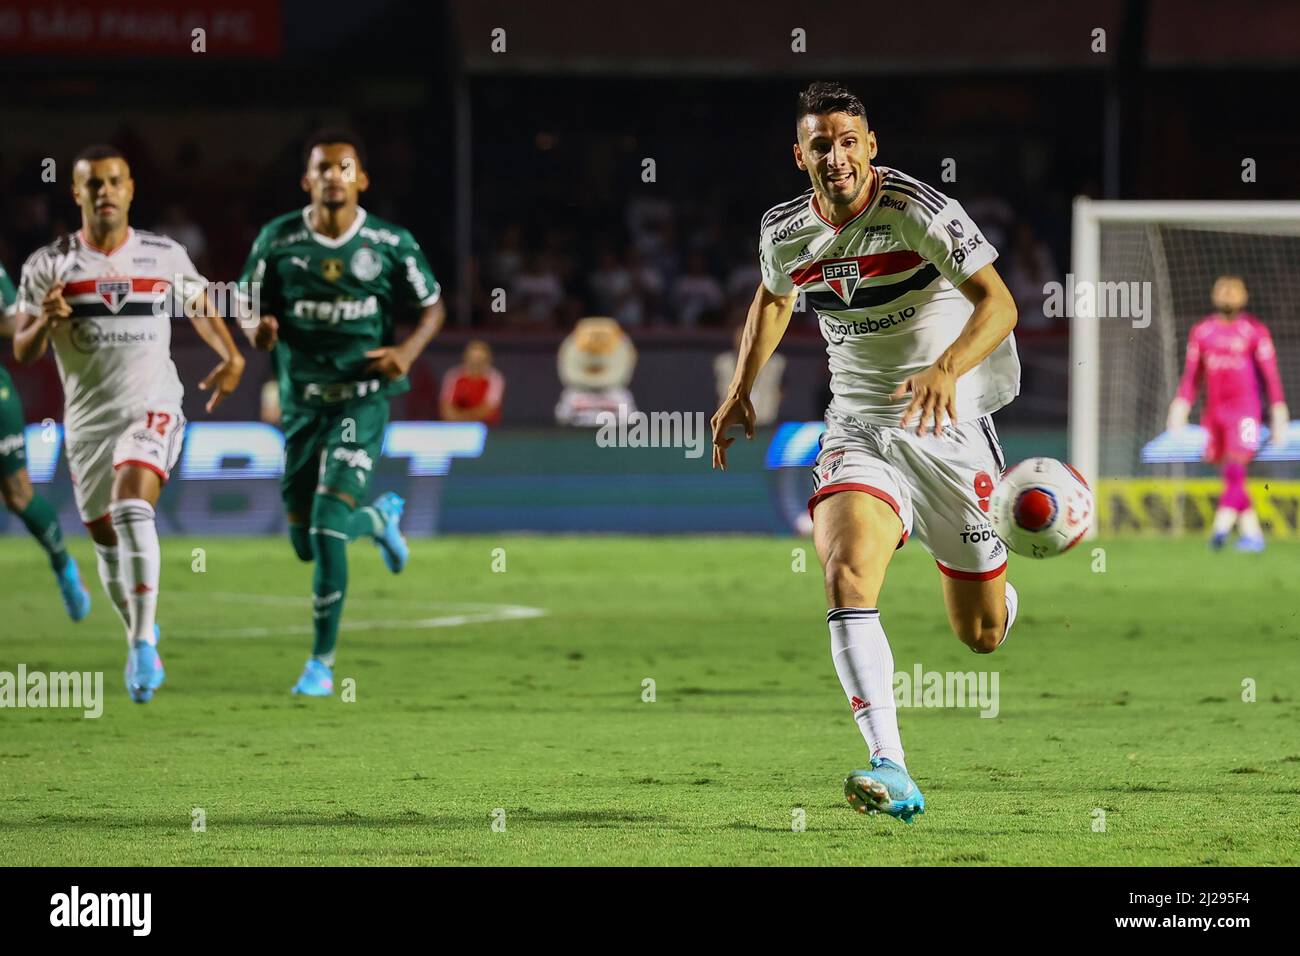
left=710, top=282, right=797, bottom=470
left=892, top=263, right=1018, bottom=435
left=13, top=285, right=70, bottom=364
left=187, top=291, right=246, bottom=412
left=365, top=301, right=445, bottom=381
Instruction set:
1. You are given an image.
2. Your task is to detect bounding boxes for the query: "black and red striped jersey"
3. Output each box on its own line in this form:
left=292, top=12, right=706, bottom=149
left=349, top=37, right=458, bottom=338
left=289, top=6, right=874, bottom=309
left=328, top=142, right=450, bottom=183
left=759, top=166, right=1020, bottom=426
left=16, top=228, right=204, bottom=439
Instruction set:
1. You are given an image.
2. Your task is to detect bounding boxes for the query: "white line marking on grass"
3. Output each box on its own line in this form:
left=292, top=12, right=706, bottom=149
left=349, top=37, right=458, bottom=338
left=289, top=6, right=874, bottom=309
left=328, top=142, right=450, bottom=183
left=204, top=592, right=527, bottom=611
left=181, top=594, right=546, bottom=639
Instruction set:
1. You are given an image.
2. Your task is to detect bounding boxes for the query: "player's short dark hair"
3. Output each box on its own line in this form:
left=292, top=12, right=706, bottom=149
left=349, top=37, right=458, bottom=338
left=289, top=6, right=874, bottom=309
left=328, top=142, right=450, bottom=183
left=797, top=82, right=867, bottom=124
left=303, top=127, right=368, bottom=171
left=72, top=144, right=127, bottom=166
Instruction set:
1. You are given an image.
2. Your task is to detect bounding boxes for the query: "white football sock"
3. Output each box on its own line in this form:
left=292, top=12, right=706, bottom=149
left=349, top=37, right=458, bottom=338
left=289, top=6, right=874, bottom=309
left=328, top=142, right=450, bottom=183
left=998, top=580, right=1019, bottom=648
left=1212, top=506, right=1237, bottom=536
left=93, top=542, right=131, bottom=636
left=110, top=499, right=160, bottom=647
left=1238, top=509, right=1263, bottom=539
left=828, top=608, right=905, bottom=769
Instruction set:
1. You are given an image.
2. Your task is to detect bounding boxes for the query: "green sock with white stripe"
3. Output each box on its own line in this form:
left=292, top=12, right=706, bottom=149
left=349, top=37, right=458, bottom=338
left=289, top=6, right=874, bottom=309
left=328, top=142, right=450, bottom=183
left=309, top=495, right=353, bottom=661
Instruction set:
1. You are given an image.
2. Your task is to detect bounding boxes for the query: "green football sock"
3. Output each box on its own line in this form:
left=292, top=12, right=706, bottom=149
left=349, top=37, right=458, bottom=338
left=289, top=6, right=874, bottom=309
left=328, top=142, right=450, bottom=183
left=288, top=523, right=313, bottom=562
left=347, top=505, right=382, bottom=540
left=17, top=494, right=69, bottom=572
left=309, top=495, right=352, bottom=661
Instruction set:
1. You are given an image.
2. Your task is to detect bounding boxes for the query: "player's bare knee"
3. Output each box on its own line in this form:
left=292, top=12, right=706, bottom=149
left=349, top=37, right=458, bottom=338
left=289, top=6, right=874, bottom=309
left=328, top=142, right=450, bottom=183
left=86, top=517, right=118, bottom=548
left=824, top=552, right=873, bottom=607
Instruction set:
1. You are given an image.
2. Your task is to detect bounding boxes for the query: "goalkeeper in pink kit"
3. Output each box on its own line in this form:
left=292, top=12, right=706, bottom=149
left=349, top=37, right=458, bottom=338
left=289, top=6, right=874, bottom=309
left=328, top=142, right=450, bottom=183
left=1167, top=276, right=1288, bottom=551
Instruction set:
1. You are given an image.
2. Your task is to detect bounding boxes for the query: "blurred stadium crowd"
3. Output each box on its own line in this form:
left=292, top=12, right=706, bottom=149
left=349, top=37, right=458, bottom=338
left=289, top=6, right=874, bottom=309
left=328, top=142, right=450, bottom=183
left=0, top=122, right=1071, bottom=336
left=3, top=0, right=1295, bottom=428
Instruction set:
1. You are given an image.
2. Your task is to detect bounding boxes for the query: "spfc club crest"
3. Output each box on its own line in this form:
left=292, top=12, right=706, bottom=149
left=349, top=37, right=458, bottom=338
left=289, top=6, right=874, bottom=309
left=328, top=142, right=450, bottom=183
left=96, top=277, right=132, bottom=314
left=322, top=258, right=344, bottom=282
left=822, top=260, right=860, bottom=308
left=819, top=450, right=845, bottom=483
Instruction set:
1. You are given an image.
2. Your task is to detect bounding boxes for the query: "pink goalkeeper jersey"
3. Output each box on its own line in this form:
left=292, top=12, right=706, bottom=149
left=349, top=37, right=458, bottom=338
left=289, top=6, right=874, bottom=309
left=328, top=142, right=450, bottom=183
left=1176, top=313, right=1285, bottom=414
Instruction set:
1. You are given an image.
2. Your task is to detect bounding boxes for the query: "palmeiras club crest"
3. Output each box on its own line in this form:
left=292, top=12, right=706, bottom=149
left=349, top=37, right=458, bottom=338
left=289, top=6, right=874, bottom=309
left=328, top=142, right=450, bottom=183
left=822, top=260, right=860, bottom=308
left=351, top=246, right=382, bottom=281
left=96, top=276, right=133, bottom=314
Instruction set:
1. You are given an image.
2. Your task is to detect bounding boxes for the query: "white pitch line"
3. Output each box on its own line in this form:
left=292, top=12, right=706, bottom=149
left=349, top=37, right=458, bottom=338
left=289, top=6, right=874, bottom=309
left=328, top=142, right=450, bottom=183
left=178, top=601, right=547, bottom=639
left=203, top=592, right=522, bottom=611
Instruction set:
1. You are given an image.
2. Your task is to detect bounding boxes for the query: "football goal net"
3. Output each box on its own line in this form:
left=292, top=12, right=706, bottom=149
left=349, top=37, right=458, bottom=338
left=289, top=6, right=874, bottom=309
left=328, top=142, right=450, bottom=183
left=1069, top=199, right=1300, bottom=537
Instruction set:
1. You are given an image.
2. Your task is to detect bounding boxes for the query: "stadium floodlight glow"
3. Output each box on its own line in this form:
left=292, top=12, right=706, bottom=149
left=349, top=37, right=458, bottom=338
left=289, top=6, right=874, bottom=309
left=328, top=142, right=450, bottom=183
left=1070, top=198, right=1300, bottom=537
left=24, top=421, right=489, bottom=483
left=1140, top=421, right=1300, bottom=464
left=21, top=423, right=63, bottom=483
left=179, top=422, right=286, bottom=479
left=765, top=421, right=827, bottom=469
left=382, top=421, right=487, bottom=476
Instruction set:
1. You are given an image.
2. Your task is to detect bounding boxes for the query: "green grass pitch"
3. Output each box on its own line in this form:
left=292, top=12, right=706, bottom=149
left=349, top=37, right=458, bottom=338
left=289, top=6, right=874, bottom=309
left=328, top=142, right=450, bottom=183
left=1, top=534, right=1297, bottom=866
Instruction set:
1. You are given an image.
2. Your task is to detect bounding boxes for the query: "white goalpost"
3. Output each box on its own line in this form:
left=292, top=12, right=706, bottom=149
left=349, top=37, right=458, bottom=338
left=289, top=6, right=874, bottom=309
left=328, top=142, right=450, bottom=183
left=1069, top=198, right=1300, bottom=537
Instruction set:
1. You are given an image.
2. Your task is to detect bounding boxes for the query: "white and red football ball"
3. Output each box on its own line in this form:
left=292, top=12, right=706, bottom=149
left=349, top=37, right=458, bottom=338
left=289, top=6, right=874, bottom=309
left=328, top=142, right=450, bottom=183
left=989, top=458, right=1093, bottom=558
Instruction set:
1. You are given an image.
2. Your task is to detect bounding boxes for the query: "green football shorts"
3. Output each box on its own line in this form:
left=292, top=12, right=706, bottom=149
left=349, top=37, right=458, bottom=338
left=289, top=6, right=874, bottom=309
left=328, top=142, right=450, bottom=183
left=280, top=394, right=389, bottom=515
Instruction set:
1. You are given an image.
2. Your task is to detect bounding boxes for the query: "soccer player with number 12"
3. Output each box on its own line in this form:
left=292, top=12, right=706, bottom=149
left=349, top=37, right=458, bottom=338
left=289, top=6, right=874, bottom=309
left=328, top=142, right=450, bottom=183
left=12, top=145, right=246, bottom=703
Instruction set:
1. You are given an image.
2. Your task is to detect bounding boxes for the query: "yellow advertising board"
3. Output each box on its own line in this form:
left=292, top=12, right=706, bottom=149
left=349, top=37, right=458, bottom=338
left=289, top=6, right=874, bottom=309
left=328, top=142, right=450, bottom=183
left=1097, top=479, right=1300, bottom=538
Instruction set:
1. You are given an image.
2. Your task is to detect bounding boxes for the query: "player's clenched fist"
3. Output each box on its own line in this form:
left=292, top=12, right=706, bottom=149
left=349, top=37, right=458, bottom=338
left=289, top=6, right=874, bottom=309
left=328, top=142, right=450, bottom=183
left=253, top=314, right=279, bottom=351
left=891, top=364, right=958, bottom=436
left=364, top=346, right=412, bottom=380
left=42, top=283, right=71, bottom=327
left=710, top=392, right=755, bottom=471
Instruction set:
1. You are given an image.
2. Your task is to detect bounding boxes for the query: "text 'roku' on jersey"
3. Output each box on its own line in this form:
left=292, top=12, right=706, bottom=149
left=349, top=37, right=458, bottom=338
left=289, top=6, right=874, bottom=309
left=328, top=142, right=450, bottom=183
left=237, top=207, right=441, bottom=412
left=15, top=229, right=202, bottom=440
left=759, top=166, right=1020, bottom=426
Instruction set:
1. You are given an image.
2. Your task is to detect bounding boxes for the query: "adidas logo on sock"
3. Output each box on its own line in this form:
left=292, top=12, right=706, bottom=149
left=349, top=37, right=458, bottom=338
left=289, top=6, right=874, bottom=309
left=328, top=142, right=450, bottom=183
left=850, top=695, right=870, bottom=712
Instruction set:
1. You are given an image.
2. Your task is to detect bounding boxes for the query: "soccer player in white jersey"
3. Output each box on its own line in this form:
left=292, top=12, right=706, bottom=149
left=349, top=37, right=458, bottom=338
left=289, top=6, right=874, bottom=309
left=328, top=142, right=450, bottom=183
left=711, top=83, right=1021, bottom=822
left=12, top=145, right=245, bottom=703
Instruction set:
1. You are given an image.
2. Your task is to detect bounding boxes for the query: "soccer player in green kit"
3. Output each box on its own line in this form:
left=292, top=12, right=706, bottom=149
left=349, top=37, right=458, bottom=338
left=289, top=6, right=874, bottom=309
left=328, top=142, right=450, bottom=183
left=239, top=129, right=444, bottom=696
left=1, top=261, right=91, bottom=621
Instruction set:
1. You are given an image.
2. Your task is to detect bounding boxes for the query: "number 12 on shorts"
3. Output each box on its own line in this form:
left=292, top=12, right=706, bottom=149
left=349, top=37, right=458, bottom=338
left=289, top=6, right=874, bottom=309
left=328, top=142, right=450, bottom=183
left=145, top=411, right=172, bottom=436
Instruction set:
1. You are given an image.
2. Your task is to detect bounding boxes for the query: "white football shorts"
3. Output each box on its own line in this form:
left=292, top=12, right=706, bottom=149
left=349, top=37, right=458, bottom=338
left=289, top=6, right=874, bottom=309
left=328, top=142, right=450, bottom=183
left=66, top=405, right=186, bottom=523
left=809, top=410, right=1008, bottom=579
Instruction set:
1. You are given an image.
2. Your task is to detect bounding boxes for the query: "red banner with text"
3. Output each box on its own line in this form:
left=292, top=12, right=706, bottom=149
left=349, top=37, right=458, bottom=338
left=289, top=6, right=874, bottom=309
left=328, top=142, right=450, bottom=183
left=0, top=0, right=281, bottom=57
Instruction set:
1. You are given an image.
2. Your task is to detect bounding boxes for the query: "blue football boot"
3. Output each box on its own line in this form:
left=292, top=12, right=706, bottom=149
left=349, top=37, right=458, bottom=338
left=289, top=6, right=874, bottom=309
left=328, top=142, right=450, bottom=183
left=1209, top=531, right=1228, bottom=551
left=371, top=491, right=409, bottom=574
left=1236, top=535, right=1265, bottom=553
left=55, top=556, right=91, bottom=622
left=845, top=757, right=926, bottom=823
left=291, top=658, right=334, bottom=697
left=125, top=641, right=165, bottom=703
